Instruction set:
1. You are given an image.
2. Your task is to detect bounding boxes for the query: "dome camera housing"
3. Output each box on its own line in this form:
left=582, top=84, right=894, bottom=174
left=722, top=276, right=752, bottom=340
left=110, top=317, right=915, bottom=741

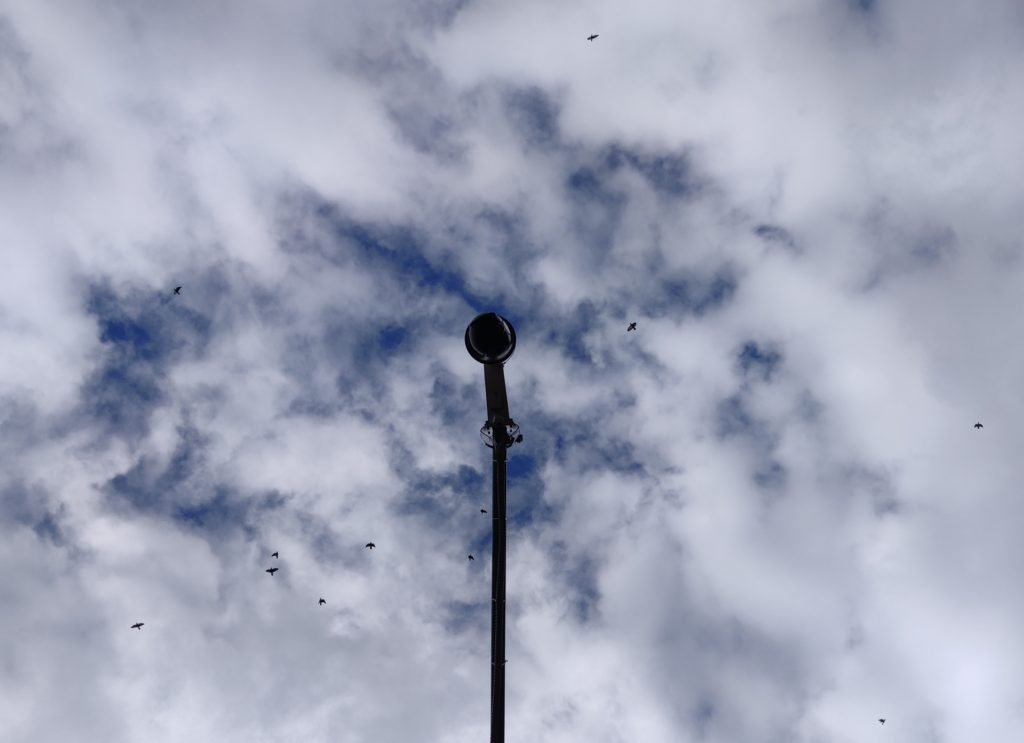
left=465, top=313, right=516, bottom=365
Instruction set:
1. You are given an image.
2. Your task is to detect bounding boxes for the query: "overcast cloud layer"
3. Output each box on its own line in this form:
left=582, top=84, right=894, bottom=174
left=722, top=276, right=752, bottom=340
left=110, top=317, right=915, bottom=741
left=3, top=1, right=1024, bottom=741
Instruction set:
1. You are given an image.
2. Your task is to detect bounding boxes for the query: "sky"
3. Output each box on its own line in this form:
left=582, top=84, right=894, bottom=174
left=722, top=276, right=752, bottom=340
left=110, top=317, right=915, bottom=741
left=2, top=0, right=1024, bottom=741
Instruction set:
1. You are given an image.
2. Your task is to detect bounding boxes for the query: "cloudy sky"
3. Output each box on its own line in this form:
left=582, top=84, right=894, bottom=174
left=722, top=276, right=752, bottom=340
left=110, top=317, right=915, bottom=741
left=3, top=0, right=1024, bottom=740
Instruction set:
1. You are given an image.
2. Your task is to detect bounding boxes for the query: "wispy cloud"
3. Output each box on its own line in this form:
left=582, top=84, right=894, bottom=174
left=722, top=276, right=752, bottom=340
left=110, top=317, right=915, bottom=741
left=3, top=0, right=1024, bottom=741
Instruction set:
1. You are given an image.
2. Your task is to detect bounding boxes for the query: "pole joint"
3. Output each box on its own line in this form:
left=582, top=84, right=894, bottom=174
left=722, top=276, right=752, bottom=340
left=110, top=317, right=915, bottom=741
left=480, top=420, right=523, bottom=449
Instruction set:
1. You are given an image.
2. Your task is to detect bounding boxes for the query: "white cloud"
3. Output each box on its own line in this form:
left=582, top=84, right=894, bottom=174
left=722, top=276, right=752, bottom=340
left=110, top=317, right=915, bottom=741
left=2, top=0, right=1024, bottom=740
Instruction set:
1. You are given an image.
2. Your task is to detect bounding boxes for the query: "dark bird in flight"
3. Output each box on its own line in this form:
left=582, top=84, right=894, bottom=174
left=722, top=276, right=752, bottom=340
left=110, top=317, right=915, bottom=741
left=974, top=422, right=983, bottom=429
left=481, top=509, right=487, bottom=513
left=319, top=598, right=326, bottom=606
left=365, top=542, right=375, bottom=550
left=173, top=286, right=182, bottom=295
left=468, top=555, right=475, bottom=560
left=271, top=551, right=279, bottom=558
left=878, top=719, right=885, bottom=725
left=266, top=567, right=278, bottom=576
left=627, top=322, right=637, bottom=331
left=131, top=622, right=144, bottom=630
left=587, top=34, right=599, bottom=41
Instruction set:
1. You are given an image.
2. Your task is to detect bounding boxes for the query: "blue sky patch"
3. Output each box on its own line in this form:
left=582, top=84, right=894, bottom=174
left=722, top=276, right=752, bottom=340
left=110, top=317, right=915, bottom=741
left=566, top=166, right=621, bottom=205
left=652, top=268, right=738, bottom=319
left=377, top=325, right=407, bottom=351
left=714, top=394, right=755, bottom=439
left=505, top=447, right=554, bottom=531
left=753, top=224, right=796, bottom=251
left=2, top=479, right=64, bottom=545
left=100, top=318, right=155, bottom=357
left=32, top=510, right=64, bottom=546
left=175, top=488, right=238, bottom=531
left=543, top=300, right=600, bottom=365
left=565, top=164, right=628, bottom=259
left=442, top=598, right=489, bottom=635
left=83, top=363, right=164, bottom=439
left=736, top=341, right=783, bottom=383
left=311, top=201, right=491, bottom=312
left=387, top=98, right=462, bottom=162
left=430, top=366, right=482, bottom=429
left=105, top=424, right=209, bottom=515
left=175, top=487, right=285, bottom=545
left=604, top=144, right=699, bottom=198
left=503, top=85, right=560, bottom=150
left=391, top=461, right=492, bottom=554
left=507, top=452, right=535, bottom=481
left=753, top=460, right=787, bottom=490
left=692, top=698, right=716, bottom=737
left=547, top=540, right=602, bottom=624
left=80, top=281, right=217, bottom=440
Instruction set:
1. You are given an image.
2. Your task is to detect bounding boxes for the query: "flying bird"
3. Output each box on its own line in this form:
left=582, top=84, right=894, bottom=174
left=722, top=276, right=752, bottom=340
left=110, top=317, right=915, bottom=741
left=266, top=567, right=278, bottom=576
left=627, top=322, right=637, bottom=331
left=319, top=598, right=326, bottom=606
left=587, top=34, right=599, bottom=41
left=365, top=542, right=375, bottom=550
left=974, top=422, right=983, bottom=429
left=130, top=622, right=144, bottom=630
left=481, top=509, right=487, bottom=513
left=271, top=551, right=279, bottom=558
left=173, top=286, right=182, bottom=295
left=468, top=555, right=475, bottom=560
left=879, top=719, right=885, bottom=725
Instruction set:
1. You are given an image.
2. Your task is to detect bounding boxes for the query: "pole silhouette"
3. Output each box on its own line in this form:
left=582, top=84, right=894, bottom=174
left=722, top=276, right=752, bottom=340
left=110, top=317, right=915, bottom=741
left=465, top=313, right=519, bottom=743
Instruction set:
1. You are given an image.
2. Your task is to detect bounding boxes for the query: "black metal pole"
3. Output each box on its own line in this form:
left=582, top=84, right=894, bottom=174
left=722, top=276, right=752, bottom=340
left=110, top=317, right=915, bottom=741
left=490, top=430, right=508, bottom=743
left=464, top=313, right=517, bottom=743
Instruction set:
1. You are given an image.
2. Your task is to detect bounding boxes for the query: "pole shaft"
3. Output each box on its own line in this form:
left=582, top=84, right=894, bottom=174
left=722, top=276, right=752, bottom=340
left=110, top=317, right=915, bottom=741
left=489, top=431, right=508, bottom=743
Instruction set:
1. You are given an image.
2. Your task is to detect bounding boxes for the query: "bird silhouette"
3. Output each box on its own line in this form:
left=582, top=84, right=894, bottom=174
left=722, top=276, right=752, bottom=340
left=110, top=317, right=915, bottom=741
left=587, top=34, right=599, bottom=41
left=131, top=622, right=144, bottom=630
left=173, top=286, right=182, bottom=295
left=974, top=422, right=983, bottom=429
left=468, top=555, right=475, bottom=560
left=318, top=598, right=326, bottom=606
left=481, top=509, right=487, bottom=513
left=271, top=551, right=279, bottom=558
left=266, top=567, right=278, bottom=576
left=365, top=542, right=375, bottom=550
left=879, top=719, right=885, bottom=725
left=627, top=322, right=637, bottom=331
